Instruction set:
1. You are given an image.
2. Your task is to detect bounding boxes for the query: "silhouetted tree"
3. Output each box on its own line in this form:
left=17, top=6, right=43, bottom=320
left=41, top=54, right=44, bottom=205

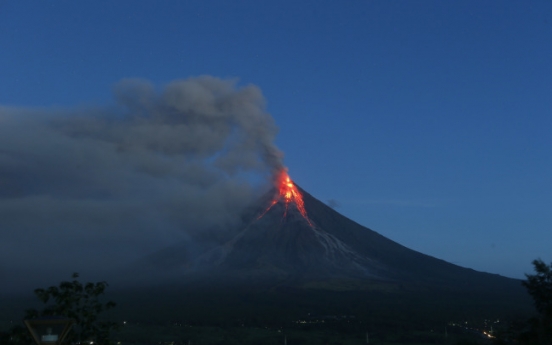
left=523, top=260, right=552, bottom=317
left=5, top=273, right=118, bottom=345
left=521, top=259, right=552, bottom=344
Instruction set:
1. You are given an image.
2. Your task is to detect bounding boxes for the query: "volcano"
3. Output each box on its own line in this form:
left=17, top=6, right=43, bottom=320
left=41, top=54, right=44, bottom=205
left=145, top=174, right=521, bottom=292
left=123, top=175, right=530, bottom=331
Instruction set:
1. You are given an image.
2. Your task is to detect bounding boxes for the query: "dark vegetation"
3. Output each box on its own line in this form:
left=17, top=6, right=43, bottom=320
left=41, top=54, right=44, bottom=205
left=97, top=280, right=529, bottom=344
left=493, top=259, right=552, bottom=344
left=2, top=261, right=551, bottom=344
left=1, top=273, right=118, bottom=345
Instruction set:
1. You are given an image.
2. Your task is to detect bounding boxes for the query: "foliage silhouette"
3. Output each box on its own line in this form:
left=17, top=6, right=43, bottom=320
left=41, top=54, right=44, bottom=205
left=523, top=259, right=552, bottom=318
left=5, top=273, right=117, bottom=345
left=517, top=259, right=552, bottom=345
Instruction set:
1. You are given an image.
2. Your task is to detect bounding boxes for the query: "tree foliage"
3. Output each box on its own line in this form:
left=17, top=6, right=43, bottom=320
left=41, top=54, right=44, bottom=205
left=523, top=259, right=552, bottom=318
left=5, top=273, right=118, bottom=345
left=519, top=259, right=552, bottom=344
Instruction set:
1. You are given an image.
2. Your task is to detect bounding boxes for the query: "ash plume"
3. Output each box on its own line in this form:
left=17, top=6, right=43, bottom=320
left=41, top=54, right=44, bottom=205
left=0, top=76, right=284, bottom=290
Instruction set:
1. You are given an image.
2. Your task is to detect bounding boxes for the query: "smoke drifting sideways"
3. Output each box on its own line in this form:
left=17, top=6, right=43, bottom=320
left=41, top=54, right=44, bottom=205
left=0, top=76, right=284, bottom=292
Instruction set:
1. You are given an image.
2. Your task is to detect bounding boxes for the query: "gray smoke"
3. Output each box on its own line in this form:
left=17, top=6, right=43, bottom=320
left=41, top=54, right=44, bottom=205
left=0, top=76, right=284, bottom=291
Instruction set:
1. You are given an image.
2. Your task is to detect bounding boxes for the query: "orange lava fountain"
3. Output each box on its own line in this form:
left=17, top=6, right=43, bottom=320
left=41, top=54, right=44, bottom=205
left=277, top=171, right=309, bottom=219
left=257, top=170, right=312, bottom=225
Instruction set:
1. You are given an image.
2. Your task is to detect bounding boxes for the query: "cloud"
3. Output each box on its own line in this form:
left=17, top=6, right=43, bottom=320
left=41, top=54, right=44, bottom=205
left=327, top=199, right=340, bottom=209
left=0, top=76, right=283, bottom=289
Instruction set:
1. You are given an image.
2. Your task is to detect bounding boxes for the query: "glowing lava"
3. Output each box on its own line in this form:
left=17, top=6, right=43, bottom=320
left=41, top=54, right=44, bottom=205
left=277, top=171, right=309, bottom=219
left=258, top=170, right=312, bottom=226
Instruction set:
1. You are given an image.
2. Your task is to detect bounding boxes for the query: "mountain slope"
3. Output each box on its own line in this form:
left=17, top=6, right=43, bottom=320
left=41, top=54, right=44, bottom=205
left=107, top=181, right=532, bottom=335
left=144, top=183, right=521, bottom=294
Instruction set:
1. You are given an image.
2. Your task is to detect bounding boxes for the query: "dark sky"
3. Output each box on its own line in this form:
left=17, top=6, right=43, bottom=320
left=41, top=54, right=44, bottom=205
left=0, top=1, right=550, bottom=287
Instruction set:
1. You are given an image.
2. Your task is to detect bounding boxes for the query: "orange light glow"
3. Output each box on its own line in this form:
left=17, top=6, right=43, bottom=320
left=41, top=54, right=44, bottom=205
left=275, top=170, right=311, bottom=225
left=257, top=169, right=313, bottom=226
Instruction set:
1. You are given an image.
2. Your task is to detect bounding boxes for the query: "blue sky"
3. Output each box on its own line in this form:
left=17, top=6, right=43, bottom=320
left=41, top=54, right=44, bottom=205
left=0, top=1, right=550, bottom=279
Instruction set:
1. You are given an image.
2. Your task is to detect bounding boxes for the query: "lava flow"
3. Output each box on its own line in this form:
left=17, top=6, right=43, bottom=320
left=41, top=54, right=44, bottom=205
left=258, top=170, right=312, bottom=226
